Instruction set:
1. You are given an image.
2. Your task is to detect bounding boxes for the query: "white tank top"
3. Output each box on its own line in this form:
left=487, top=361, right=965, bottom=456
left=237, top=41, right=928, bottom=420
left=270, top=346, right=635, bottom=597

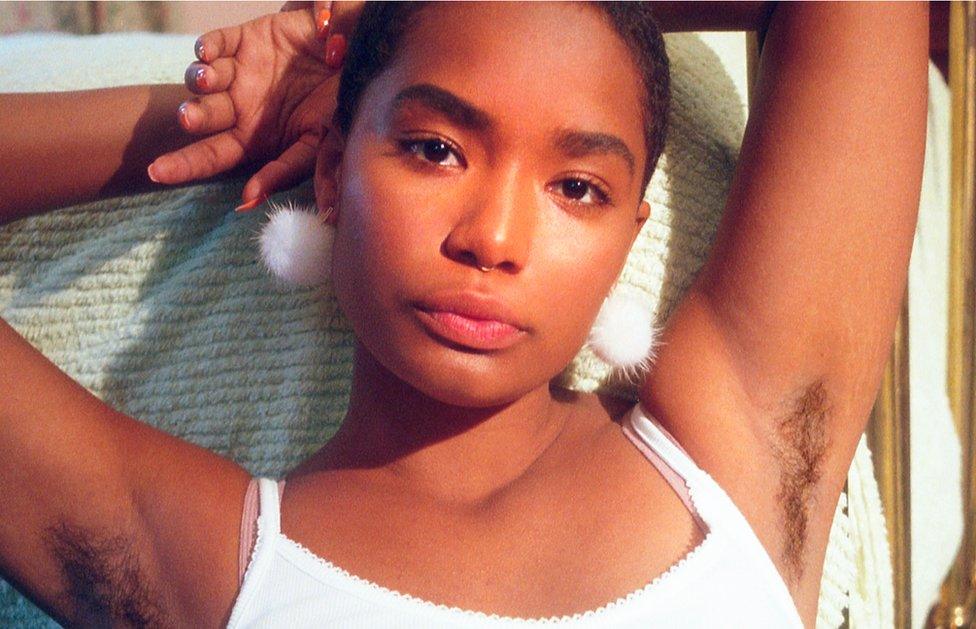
left=227, top=403, right=804, bottom=627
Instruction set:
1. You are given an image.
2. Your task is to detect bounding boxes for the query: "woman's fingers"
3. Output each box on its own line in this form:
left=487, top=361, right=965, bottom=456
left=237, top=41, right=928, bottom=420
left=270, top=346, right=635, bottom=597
left=178, top=92, right=237, bottom=135
left=313, top=1, right=334, bottom=39
left=327, top=0, right=363, bottom=34
left=148, top=132, right=245, bottom=185
left=281, top=1, right=354, bottom=66
left=280, top=1, right=312, bottom=13
left=194, top=24, right=243, bottom=63
left=324, top=32, right=347, bottom=68
left=184, top=58, right=236, bottom=95
left=238, top=132, right=319, bottom=207
left=322, top=1, right=362, bottom=67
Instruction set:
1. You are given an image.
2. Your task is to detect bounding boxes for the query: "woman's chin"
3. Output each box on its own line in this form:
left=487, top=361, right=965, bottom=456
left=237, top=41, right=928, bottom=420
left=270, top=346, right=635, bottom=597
left=374, top=345, right=542, bottom=408
left=405, top=358, right=534, bottom=408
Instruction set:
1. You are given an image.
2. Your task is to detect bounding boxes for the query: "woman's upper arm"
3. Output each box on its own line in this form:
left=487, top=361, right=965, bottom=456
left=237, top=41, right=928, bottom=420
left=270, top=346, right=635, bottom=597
left=0, top=317, right=249, bottom=626
left=637, top=0, right=928, bottom=583
left=699, top=1, right=927, bottom=446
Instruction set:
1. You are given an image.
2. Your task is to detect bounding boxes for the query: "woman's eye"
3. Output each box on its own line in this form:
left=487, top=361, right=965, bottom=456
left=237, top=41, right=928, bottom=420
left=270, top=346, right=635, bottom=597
left=559, top=178, right=610, bottom=207
left=399, top=138, right=463, bottom=168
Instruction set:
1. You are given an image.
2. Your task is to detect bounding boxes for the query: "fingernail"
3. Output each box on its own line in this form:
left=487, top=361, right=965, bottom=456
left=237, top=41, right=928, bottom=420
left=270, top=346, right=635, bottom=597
left=316, top=9, right=331, bottom=35
left=234, top=196, right=266, bottom=213
left=178, top=102, right=190, bottom=127
left=195, top=67, right=208, bottom=90
left=325, top=34, right=347, bottom=68
left=147, top=163, right=160, bottom=183
left=194, top=38, right=206, bottom=61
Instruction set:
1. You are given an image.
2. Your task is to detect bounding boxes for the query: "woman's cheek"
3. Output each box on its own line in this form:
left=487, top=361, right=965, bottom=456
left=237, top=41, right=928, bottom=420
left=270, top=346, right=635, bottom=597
left=546, top=227, right=631, bottom=337
left=333, top=174, right=443, bottom=326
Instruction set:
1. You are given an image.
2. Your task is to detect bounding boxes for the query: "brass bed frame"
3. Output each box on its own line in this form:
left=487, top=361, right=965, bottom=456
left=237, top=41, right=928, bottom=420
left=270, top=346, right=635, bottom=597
left=893, top=2, right=976, bottom=626
left=931, top=4, right=976, bottom=627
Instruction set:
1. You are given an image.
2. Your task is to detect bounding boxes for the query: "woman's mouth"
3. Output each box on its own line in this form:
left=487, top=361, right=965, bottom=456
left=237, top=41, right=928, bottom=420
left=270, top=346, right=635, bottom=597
left=413, top=292, right=527, bottom=350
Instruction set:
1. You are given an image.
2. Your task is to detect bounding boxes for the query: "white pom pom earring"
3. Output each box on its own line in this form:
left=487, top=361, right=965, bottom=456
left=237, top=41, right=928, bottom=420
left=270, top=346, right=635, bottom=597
left=587, top=285, right=662, bottom=382
left=255, top=204, right=661, bottom=376
left=257, top=201, right=335, bottom=287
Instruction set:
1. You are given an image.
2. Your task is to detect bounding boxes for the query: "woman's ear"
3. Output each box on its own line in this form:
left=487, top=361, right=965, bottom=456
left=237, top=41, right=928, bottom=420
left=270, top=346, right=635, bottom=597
left=633, top=200, right=651, bottom=240
left=315, top=125, right=346, bottom=226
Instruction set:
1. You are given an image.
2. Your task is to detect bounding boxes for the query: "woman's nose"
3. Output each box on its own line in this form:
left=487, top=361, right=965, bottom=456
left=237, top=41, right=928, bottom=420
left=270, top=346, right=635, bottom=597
left=442, top=168, right=537, bottom=273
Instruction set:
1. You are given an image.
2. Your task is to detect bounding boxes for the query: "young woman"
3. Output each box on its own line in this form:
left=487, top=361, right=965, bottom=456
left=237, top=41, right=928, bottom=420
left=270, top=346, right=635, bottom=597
left=0, top=2, right=927, bottom=627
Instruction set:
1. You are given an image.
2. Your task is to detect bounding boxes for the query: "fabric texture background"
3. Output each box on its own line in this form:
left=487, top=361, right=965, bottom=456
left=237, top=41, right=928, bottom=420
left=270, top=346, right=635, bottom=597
left=0, top=30, right=952, bottom=628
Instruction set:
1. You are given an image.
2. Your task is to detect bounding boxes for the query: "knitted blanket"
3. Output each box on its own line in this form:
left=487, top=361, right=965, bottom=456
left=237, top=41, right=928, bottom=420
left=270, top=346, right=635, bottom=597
left=0, top=30, right=923, bottom=628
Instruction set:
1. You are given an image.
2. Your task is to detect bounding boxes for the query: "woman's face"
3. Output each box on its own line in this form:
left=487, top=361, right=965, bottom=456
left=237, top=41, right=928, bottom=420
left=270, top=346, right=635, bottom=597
left=321, top=2, right=651, bottom=407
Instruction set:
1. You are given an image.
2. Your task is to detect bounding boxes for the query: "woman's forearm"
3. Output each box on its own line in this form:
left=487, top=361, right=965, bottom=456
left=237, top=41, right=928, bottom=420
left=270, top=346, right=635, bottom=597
left=0, top=84, right=194, bottom=227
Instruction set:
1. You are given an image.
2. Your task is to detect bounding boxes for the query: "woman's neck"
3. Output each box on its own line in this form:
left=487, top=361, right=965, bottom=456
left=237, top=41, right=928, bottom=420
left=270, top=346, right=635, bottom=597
left=312, top=343, right=576, bottom=506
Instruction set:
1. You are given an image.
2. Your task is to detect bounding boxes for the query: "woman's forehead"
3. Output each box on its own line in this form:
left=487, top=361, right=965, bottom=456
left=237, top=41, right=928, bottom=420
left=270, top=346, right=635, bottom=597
left=372, top=2, right=646, bottom=162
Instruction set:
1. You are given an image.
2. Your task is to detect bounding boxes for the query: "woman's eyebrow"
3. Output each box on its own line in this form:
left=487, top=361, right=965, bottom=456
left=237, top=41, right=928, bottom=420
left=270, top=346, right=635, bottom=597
left=552, top=127, right=635, bottom=180
left=389, top=83, right=636, bottom=180
left=390, top=83, right=493, bottom=132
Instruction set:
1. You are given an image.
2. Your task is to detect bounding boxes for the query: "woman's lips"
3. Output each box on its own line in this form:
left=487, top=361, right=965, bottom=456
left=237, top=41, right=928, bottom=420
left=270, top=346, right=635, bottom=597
left=414, top=307, right=525, bottom=350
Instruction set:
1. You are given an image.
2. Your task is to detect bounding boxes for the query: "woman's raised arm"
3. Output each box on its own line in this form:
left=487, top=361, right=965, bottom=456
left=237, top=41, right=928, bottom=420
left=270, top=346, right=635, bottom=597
left=0, top=317, right=250, bottom=626
left=0, top=6, right=357, bottom=226
left=0, top=85, right=194, bottom=226
left=0, top=9, right=357, bottom=624
left=637, top=2, right=928, bottom=621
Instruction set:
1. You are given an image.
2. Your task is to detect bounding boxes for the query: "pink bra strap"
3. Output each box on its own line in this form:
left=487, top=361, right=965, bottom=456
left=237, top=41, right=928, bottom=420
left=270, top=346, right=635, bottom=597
left=238, top=478, right=289, bottom=588
left=238, top=478, right=260, bottom=587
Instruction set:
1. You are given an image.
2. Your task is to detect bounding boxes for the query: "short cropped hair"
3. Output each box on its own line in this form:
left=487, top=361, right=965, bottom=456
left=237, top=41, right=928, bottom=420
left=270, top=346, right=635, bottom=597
left=333, top=1, right=670, bottom=196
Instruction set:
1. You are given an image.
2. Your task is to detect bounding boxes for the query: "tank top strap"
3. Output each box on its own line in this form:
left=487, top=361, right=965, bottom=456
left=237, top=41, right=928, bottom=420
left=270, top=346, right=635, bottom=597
left=257, top=477, right=283, bottom=533
left=624, top=403, right=709, bottom=484
left=621, top=403, right=715, bottom=532
left=238, top=478, right=260, bottom=586
left=237, top=477, right=284, bottom=589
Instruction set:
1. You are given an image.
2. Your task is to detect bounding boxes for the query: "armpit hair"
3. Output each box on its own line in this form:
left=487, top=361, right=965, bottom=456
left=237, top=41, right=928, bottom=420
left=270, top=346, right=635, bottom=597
left=44, top=521, right=169, bottom=628
left=768, top=378, right=831, bottom=584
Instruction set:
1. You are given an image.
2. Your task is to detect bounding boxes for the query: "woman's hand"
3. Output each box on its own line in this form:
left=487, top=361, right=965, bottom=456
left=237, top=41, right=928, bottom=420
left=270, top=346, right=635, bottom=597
left=148, top=2, right=363, bottom=210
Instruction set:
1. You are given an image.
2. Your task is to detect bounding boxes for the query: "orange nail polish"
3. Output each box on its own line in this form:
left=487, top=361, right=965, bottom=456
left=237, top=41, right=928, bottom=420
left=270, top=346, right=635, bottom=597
left=234, top=196, right=265, bottom=213
left=316, top=9, right=331, bottom=35
left=325, top=34, right=347, bottom=68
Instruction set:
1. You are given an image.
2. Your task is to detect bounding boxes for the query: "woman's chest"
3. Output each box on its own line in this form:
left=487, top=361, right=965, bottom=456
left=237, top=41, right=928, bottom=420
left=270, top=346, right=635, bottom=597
left=279, top=428, right=706, bottom=619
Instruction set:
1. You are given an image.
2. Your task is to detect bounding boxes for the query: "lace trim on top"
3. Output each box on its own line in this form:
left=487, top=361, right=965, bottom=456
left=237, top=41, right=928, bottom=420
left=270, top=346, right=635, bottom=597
left=277, top=529, right=715, bottom=624
left=268, top=407, right=716, bottom=624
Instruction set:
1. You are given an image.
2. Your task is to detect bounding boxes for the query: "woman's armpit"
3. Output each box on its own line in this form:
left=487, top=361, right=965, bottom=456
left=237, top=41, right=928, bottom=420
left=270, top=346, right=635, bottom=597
left=43, top=519, right=172, bottom=628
